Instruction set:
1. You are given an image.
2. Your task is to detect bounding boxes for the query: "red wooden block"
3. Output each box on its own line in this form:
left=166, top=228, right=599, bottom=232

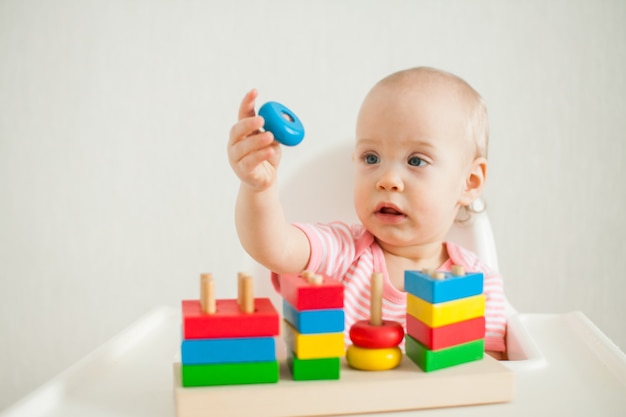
left=279, top=273, right=344, bottom=311
left=406, top=314, right=485, bottom=350
left=182, top=298, right=279, bottom=339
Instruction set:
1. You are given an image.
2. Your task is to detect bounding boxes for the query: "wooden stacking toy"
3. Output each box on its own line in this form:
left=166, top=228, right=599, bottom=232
left=404, top=265, right=486, bottom=372
left=180, top=273, right=280, bottom=386
left=346, top=272, right=403, bottom=371
left=281, top=271, right=345, bottom=380
left=173, top=269, right=515, bottom=417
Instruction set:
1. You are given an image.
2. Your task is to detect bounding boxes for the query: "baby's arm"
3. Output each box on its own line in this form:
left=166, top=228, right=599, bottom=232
left=227, top=89, right=311, bottom=274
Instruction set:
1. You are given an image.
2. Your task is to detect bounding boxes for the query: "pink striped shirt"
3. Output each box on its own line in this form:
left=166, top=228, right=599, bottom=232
left=272, top=222, right=507, bottom=353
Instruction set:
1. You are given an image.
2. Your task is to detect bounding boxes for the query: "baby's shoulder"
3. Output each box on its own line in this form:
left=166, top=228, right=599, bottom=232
left=297, top=222, right=375, bottom=250
left=307, top=221, right=372, bottom=241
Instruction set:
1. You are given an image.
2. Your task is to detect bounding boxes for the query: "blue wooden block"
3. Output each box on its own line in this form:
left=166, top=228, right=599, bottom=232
left=282, top=300, right=345, bottom=334
left=404, top=270, right=484, bottom=304
left=181, top=337, right=276, bottom=365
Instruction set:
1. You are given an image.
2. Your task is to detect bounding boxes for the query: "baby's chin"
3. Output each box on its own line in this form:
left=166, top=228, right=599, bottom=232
left=371, top=231, right=419, bottom=249
left=371, top=227, right=447, bottom=249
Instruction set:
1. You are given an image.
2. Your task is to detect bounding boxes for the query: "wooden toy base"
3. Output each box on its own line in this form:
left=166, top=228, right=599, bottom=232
left=173, top=354, right=514, bottom=417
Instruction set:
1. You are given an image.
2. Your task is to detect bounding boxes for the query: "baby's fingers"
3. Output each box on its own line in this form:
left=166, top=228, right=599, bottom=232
left=233, top=139, right=281, bottom=190
left=238, top=88, right=258, bottom=121
left=231, top=131, right=275, bottom=164
left=229, top=115, right=265, bottom=146
left=238, top=142, right=278, bottom=173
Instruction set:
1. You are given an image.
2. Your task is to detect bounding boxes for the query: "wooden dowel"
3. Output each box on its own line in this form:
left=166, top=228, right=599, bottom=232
left=431, top=271, right=446, bottom=280
left=308, top=274, right=323, bottom=286
left=200, top=273, right=216, bottom=314
left=239, top=274, right=254, bottom=314
left=237, top=272, right=247, bottom=305
left=370, top=272, right=383, bottom=326
left=451, top=265, right=465, bottom=276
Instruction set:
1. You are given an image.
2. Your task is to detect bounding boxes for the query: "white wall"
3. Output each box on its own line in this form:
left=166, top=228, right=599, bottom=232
left=1, top=0, right=624, bottom=410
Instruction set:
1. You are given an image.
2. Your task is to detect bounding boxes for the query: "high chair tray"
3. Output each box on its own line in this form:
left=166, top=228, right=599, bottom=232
left=1, top=306, right=625, bottom=417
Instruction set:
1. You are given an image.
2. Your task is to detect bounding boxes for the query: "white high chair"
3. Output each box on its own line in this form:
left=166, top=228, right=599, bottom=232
left=446, top=198, right=500, bottom=272
left=446, top=199, right=517, bottom=317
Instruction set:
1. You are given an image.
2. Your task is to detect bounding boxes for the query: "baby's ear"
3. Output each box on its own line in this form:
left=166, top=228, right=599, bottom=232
left=459, top=157, right=487, bottom=206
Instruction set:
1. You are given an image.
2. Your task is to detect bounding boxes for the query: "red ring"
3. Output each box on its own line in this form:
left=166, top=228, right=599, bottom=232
left=349, top=320, right=404, bottom=348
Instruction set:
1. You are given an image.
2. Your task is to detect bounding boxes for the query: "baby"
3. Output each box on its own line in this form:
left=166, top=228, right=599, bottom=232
left=228, top=67, right=507, bottom=357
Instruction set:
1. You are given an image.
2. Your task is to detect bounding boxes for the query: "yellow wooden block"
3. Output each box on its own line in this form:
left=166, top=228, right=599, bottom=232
left=283, top=320, right=345, bottom=359
left=406, top=294, right=485, bottom=328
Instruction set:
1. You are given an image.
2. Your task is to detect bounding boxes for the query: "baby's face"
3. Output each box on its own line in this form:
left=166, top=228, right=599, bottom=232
left=353, top=82, right=478, bottom=252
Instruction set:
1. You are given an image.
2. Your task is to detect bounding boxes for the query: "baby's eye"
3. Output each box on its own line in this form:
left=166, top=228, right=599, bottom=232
left=408, top=156, right=427, bottom=167
left=363, top=153, right=380, bottom=165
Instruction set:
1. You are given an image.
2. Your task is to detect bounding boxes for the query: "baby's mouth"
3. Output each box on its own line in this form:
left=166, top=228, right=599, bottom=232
left=374, top=204, right=407, bottom=221
left=379, top=207, right=403, bottom=215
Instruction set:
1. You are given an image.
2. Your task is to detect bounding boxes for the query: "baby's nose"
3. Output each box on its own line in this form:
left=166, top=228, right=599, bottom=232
left=376, top=170, right=404, bottom=192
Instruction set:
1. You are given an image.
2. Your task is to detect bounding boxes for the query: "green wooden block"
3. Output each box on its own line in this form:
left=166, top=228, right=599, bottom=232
left=288, top=354, right=341, bottom=381
left=405, top=335, right=484, bottom=372
left=181, top=360, right=279, bottom=387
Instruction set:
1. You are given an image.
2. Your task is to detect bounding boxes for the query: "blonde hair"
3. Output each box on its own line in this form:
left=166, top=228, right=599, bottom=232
left=375, top=67, right=489, bottom=159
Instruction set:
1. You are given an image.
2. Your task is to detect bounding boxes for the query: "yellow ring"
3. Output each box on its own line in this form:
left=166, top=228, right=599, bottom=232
left=346, top=345, right=402, bottom=371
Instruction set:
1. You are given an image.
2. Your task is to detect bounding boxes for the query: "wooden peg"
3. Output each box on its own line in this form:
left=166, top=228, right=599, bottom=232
left=431, top=271, right=446, bottom=280
left=237, top=272, right=250, bottom=305
left=307, top=274, right=323, bottom=286
left=369, top=272, right=383, bottom=326
left=239, top=274, right=254, bottom=314
left=422, top=268, right=434, bottom=276
left=200, top=273, right=216, bottom=314
left=451, top=265, right=465, bottom=276
left=301, top=270, right=314, bottom=280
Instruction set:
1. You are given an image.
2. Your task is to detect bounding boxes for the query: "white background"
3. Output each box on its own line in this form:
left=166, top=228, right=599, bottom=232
left=1, top=0, right=624, bottom=410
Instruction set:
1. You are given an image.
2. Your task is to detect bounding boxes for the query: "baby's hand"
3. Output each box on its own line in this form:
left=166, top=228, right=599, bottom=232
left=228, top=89, right=282, bottom=191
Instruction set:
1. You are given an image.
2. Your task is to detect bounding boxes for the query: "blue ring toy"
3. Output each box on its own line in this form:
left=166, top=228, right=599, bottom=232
left=258, top=101, right=305, bottom=146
